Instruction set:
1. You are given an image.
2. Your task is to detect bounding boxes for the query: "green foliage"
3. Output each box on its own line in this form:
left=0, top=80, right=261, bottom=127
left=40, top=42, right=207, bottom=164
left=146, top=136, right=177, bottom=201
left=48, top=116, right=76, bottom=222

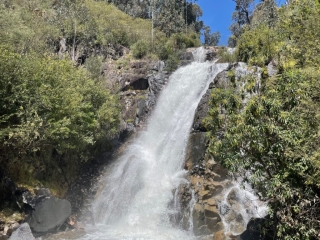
left=165, top=54, right=180, bottom=72
left=206, top=67, right=320, bottom=239
left=85, top=56, right=103, bottom=80
left=234, top=0, right=320, bottom=69
left=237, top=24, right=278, bottom=66
left=276, top=0, right=320, bottom=69
left=203, top=26, right=221, bottom=46
left=215, top=1, right=320, bottom=237
left=0, top=45, right=120, bottom=185
left=152, top=31, right=200, bottom=63
left=131, top=40, right=150, bottom=59
left=217, top=48, right=238, bottom=63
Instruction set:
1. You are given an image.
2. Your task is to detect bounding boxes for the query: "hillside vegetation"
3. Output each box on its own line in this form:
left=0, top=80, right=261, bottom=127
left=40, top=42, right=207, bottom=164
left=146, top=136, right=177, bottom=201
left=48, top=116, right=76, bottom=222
left=207, top=0, right=320, bottom=239
left=0, top=0, right=205, bottom=196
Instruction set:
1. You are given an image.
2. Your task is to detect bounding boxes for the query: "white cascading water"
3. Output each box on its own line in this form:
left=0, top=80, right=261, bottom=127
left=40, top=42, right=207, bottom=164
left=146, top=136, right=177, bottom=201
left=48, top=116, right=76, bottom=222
left=78, top=48, right=228, bottom=240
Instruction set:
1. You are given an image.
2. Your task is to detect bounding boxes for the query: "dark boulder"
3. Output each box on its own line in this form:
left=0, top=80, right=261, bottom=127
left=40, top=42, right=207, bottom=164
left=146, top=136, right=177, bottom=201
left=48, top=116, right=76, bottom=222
left=185, top=132, right=207, bottom=173
left=120, top=74, right=149, bottom=91
left=29, top=196, right=71, bottom=233
left=180, top=52, right=194, bottom=61
left=205, top=50, right=217, bottom=61
left=240, top=217, right=275, bottom=240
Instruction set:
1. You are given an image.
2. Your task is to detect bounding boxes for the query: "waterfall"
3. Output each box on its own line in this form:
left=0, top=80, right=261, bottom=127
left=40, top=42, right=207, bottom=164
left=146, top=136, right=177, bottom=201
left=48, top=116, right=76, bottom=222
left=78, top=48, right=228, bottom=240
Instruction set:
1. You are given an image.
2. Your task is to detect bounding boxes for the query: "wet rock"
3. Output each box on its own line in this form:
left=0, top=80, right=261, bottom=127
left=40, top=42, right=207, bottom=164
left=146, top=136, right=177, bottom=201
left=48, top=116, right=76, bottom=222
left=192, top=89, right=210, bottom=132
left=207, top=162, right=229, bottom=182
left=205, top=198, right=216, bottom=206
left=227, top=188, right=240, bottom=206
left=8, top=223, right=34, bottom=240
left=205, top=50, right=217, bottom=61
left=198, top=190, right=212, bottom=201
left=192, top=204, right=207, bottom=236
left=204, top=205, right=220, bottom=219
left=29, top=196, right=71, bottom=233
left=230, top=214, right=246, bottom=234
left=214, top=230, right=226, bottom=240
left=180, top=60, right=192, bottom=67
left=240, top=217, right=274, bottom=240
left=207, top=219, right=224, bottom=233
left=147, top=72, right=169, bottom=109
left=185, top=132, right=207, bottom=171
left=0, top=218, right=5, bottom=232
left=40, top=229, right=86, bottom=240
left=180, top=52, right=194, bottom=61
left=226, top=233, right=241, bottom=239
left=152, top=61, right=165, bottom=72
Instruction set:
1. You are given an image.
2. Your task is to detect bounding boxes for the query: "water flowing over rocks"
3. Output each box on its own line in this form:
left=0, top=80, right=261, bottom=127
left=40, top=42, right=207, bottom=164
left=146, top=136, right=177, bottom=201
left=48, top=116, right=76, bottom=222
left=35, top=48, right=268, bottom=239
left=59, top=47, right=229, bottom=240
left=180, top=62, right=268, bottom=239
left=64, top=61, right=170, bottom=226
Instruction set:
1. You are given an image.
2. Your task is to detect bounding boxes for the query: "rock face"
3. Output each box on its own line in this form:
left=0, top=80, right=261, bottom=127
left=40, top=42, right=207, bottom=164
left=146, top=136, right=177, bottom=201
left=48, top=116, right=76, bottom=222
left=29, top=196, right=71, bottom=233
left=8, top=223, right=34, bottom=240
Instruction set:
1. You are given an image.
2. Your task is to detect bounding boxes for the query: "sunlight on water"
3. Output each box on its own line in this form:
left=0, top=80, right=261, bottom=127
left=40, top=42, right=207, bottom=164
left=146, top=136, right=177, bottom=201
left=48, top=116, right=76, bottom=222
left=77, top=48, right=229, bottom=240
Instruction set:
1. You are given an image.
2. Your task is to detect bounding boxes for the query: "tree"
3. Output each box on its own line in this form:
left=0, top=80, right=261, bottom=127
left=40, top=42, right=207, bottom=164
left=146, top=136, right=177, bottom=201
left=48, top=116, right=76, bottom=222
left=0, top=45, right=120, bottom=183
left=203, top=26, right=220, bottom=46
left=251, top=0, right=278, bottom=27
left=184, top=2, right=203, bottom=34
left=154, top=0, right=185, bottom=37
left=228, top=0, right=254, bottom=47
left=206, top=0, right=320, bottom=238
left=232, top=0, right=254, bottom=25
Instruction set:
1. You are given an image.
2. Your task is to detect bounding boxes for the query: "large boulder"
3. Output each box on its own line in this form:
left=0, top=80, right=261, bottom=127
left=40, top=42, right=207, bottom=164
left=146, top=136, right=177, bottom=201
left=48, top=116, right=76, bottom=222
left=29, top=196, right=71, bottom=233
left=8, top=223, right=34, bottom=240
left=240, top=217, right=274, bottom=240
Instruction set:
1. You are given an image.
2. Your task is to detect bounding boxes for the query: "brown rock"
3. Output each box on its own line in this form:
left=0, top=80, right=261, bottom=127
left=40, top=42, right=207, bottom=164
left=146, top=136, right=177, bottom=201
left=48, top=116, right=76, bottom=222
left=198, top=190, right=212, bottom=200
left=226, top=232, right=241, bottom=239
left=204, top=205, right=220, bottom=219
left=191, top=176, right=204, bottom=186
left=207, top=218, right=224, bottom=233
left=205, top=198, right=216, bottom=206
left=75, top=221, right=85, bottom=230
left=214, top=230, right=226, bottom=240
left=229, top=214, right=246, bottom=234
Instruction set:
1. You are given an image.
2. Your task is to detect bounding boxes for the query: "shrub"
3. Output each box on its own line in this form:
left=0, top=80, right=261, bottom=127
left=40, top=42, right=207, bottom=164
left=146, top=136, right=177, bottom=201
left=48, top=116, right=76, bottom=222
left=131, top=40, right=150, bottom=59
left=217, top=47, right=238, bottom=63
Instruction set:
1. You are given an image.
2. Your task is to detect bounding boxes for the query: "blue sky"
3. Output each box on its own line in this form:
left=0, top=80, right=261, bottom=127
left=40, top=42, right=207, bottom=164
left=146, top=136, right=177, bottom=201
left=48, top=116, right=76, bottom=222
left=196, top=0, right=286, bottom=46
